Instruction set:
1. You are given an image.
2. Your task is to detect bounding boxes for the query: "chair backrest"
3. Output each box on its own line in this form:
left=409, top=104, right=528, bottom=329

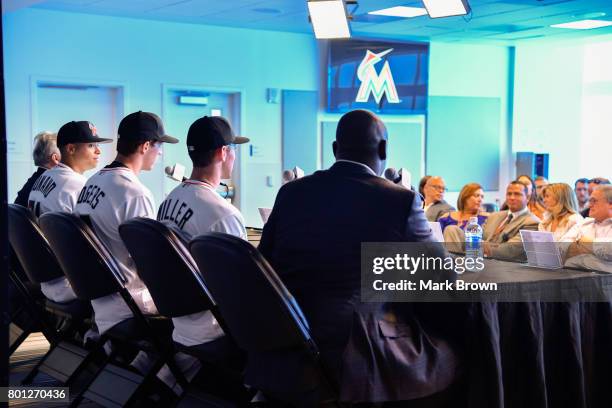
left=189, top=232, right=314, bottom=353
left=483, top=202, right=499, bottom=213
left=7, top=204, right=65, bottom=284
left=119, top=218, right=215, bottom=318
left=38, top=212, right=124, bottom=301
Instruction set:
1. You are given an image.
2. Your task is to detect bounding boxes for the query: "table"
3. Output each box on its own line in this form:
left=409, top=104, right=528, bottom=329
left=458, top=259, right=612, bottom=408
left=459, top=258, right=612, bottom=302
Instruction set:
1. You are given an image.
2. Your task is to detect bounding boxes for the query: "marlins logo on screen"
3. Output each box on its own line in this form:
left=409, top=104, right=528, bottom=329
left=356, top=49, right=400, bottom=104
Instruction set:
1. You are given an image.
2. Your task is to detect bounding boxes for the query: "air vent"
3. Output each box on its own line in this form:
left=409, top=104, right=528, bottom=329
left=498, top=0, right=577, bottom=6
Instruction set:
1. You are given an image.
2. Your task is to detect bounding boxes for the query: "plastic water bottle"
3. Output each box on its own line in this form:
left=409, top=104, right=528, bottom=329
left=465, top=217, right=483, bottom=270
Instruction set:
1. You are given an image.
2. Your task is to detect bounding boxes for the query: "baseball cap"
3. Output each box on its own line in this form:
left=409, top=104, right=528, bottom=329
left=57, top=121, right=112, bottom=148
left=118, top=111, right=178, bottom=144
left=187, top=116, right=249, bottom=153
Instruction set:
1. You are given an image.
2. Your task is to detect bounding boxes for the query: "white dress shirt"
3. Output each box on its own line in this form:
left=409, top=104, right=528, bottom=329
left=561, top=218, right=612, bottom=273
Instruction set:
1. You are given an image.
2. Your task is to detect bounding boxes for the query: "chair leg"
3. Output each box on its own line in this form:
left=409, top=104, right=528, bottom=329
left=123, top=357, right=167, bottom=407
left=68, top=340, right=114, bottom=408
left=9, top=323, right=31, bottom=355
left=20, top=342, right=59, bottom=385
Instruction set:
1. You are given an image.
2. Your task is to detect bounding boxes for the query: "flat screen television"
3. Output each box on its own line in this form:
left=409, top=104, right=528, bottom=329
left=327, top=39, right=429, bottom=114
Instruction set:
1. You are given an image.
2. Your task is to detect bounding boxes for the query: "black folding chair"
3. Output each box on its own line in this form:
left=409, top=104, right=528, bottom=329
left=7, top=245, right=49, bottom=355
left=119, top=218, right=247, bottom=404
left=8, top=204, right=95, bottom=385
left=190, top=233, right=339, bottom=407
left=39, top=212, right=187, bottom=407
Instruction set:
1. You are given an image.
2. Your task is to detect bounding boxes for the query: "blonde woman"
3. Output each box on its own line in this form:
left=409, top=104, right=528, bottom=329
left=539, top=183, right=583, bottom=240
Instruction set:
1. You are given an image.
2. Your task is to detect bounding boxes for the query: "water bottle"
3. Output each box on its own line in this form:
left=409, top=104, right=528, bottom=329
left=465, top=217, right=483, bottom=271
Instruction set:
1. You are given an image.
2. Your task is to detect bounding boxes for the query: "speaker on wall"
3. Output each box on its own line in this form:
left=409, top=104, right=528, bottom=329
left=516, top=152, right=549, bottom=179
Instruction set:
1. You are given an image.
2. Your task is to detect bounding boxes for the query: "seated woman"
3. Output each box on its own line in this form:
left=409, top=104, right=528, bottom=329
left=539, top=183, right=583, bottom=240
left=517, top=174, right=546, bottom=220
left=438, top=183, right=488, bottom=232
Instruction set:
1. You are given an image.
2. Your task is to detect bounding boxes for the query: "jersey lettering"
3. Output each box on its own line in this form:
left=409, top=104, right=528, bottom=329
left=158, top=199, right=194, bottom=230
left=31, top=175, right=57, bottom=198
left=77, top=184, right=106, bottom=209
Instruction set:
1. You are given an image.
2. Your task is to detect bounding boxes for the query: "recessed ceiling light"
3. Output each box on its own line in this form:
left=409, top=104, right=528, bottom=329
left=551, top=19, right=612, bottom=30
left=253, top=8, right=282, bottom=15
left=368, top=6, right=428, bottom=18
left=422, top=0, right=471, bottom=18
left=307, top=0, right=351, bottom=39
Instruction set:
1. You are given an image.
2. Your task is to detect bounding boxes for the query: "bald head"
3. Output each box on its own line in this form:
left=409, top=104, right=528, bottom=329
left=333, top=110, right=387, bottom=175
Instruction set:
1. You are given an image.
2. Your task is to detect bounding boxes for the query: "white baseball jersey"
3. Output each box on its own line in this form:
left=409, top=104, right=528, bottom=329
left=27, top=163, right=86, bottom=216
left=158, top=179, right=247, bottom=346
left=27, top=163, right=83, bottom=303
left=75, top=163, right=157, bottom=333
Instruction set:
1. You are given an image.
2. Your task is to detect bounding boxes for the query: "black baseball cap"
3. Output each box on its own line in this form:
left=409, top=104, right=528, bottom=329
left=118, top=111, right=178, bottom=144
left=187, top=116, right=249, bottom=153
left=57, top=121, right=112, bottom=148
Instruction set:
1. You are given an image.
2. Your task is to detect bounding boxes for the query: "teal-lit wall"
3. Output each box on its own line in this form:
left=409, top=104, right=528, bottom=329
left=4, top=7, right=610, bottom=227
left=3, top=8, right=318, bottom=226
left=514, top=36, right=612, bottom=184
left=428, top=42, right=512, bottom=206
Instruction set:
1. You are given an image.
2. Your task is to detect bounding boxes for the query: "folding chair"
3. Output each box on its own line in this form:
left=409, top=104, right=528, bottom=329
left=190, top=233, right=339, bottom=407
left=39, top=212, right=187, bottom=407
left=8, top=204, right=95, bottom=386
left=7, top=243, right=50, bottom=356
left=119, top=218, right=247, bottom=405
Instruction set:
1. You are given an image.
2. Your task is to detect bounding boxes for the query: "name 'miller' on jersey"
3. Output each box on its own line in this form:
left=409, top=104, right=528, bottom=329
left=157, top=198, right=194, bottom=230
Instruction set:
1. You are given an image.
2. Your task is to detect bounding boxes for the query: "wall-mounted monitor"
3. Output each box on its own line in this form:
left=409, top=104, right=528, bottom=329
left=327, top=39, right=429, bottom=114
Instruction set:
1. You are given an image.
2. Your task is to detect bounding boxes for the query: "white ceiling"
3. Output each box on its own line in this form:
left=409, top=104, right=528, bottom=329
left=4, top=0, right=612, bottom=43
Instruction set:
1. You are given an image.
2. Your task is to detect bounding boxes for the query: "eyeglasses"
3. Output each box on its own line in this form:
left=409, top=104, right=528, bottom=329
left=429, top=185, right=447, bottom=192
left=589, top=178, right=610, bottom=185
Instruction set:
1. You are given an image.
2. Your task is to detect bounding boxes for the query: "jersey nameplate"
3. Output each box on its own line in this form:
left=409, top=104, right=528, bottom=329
left=30, top=175, right=57, bottom=198
left=77, top=184, right=106, bottom=209
left=158, top=199, right=194, bottom=230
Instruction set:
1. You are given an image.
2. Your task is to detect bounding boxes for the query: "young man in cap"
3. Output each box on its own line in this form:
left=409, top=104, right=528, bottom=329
left=75, top=111, right=178, bottom=334
left=28, top=121, right=111, bottom=217
left=157, top=115, right=249, bottom=399
left=28, top=121, right=111, bottom=303
left=158, top=115, right=248, bottom=348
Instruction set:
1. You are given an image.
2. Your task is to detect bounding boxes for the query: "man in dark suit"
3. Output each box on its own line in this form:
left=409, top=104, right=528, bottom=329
left=259, top=110, right=461, bottom=404
left=14, top=131, right=60, bottom=207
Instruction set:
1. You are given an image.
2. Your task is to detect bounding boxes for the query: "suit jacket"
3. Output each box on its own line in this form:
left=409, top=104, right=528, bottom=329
left=482, top=209, right=540, bottom=260
left=258, top=161, right=461, bottom=402
left=425, top=200, right=455, bottom=222
left=14, top=167, right=46, bottom=207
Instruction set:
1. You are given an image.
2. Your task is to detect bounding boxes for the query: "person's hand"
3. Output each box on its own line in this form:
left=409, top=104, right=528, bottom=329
left=566, top=241, right=592, bottom=259
left=482, top=242, right=494, bottom=257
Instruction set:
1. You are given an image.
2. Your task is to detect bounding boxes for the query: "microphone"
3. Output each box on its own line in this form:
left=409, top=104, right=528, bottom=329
left=384, top=167, right=413, bottom=191
left=384, top=167, right=400, bottom=183
left=165, top=163, right=186, bottom=182
left=282, top=170, right=296, bottom=184
left=282, top=166, right=305, bottom=185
